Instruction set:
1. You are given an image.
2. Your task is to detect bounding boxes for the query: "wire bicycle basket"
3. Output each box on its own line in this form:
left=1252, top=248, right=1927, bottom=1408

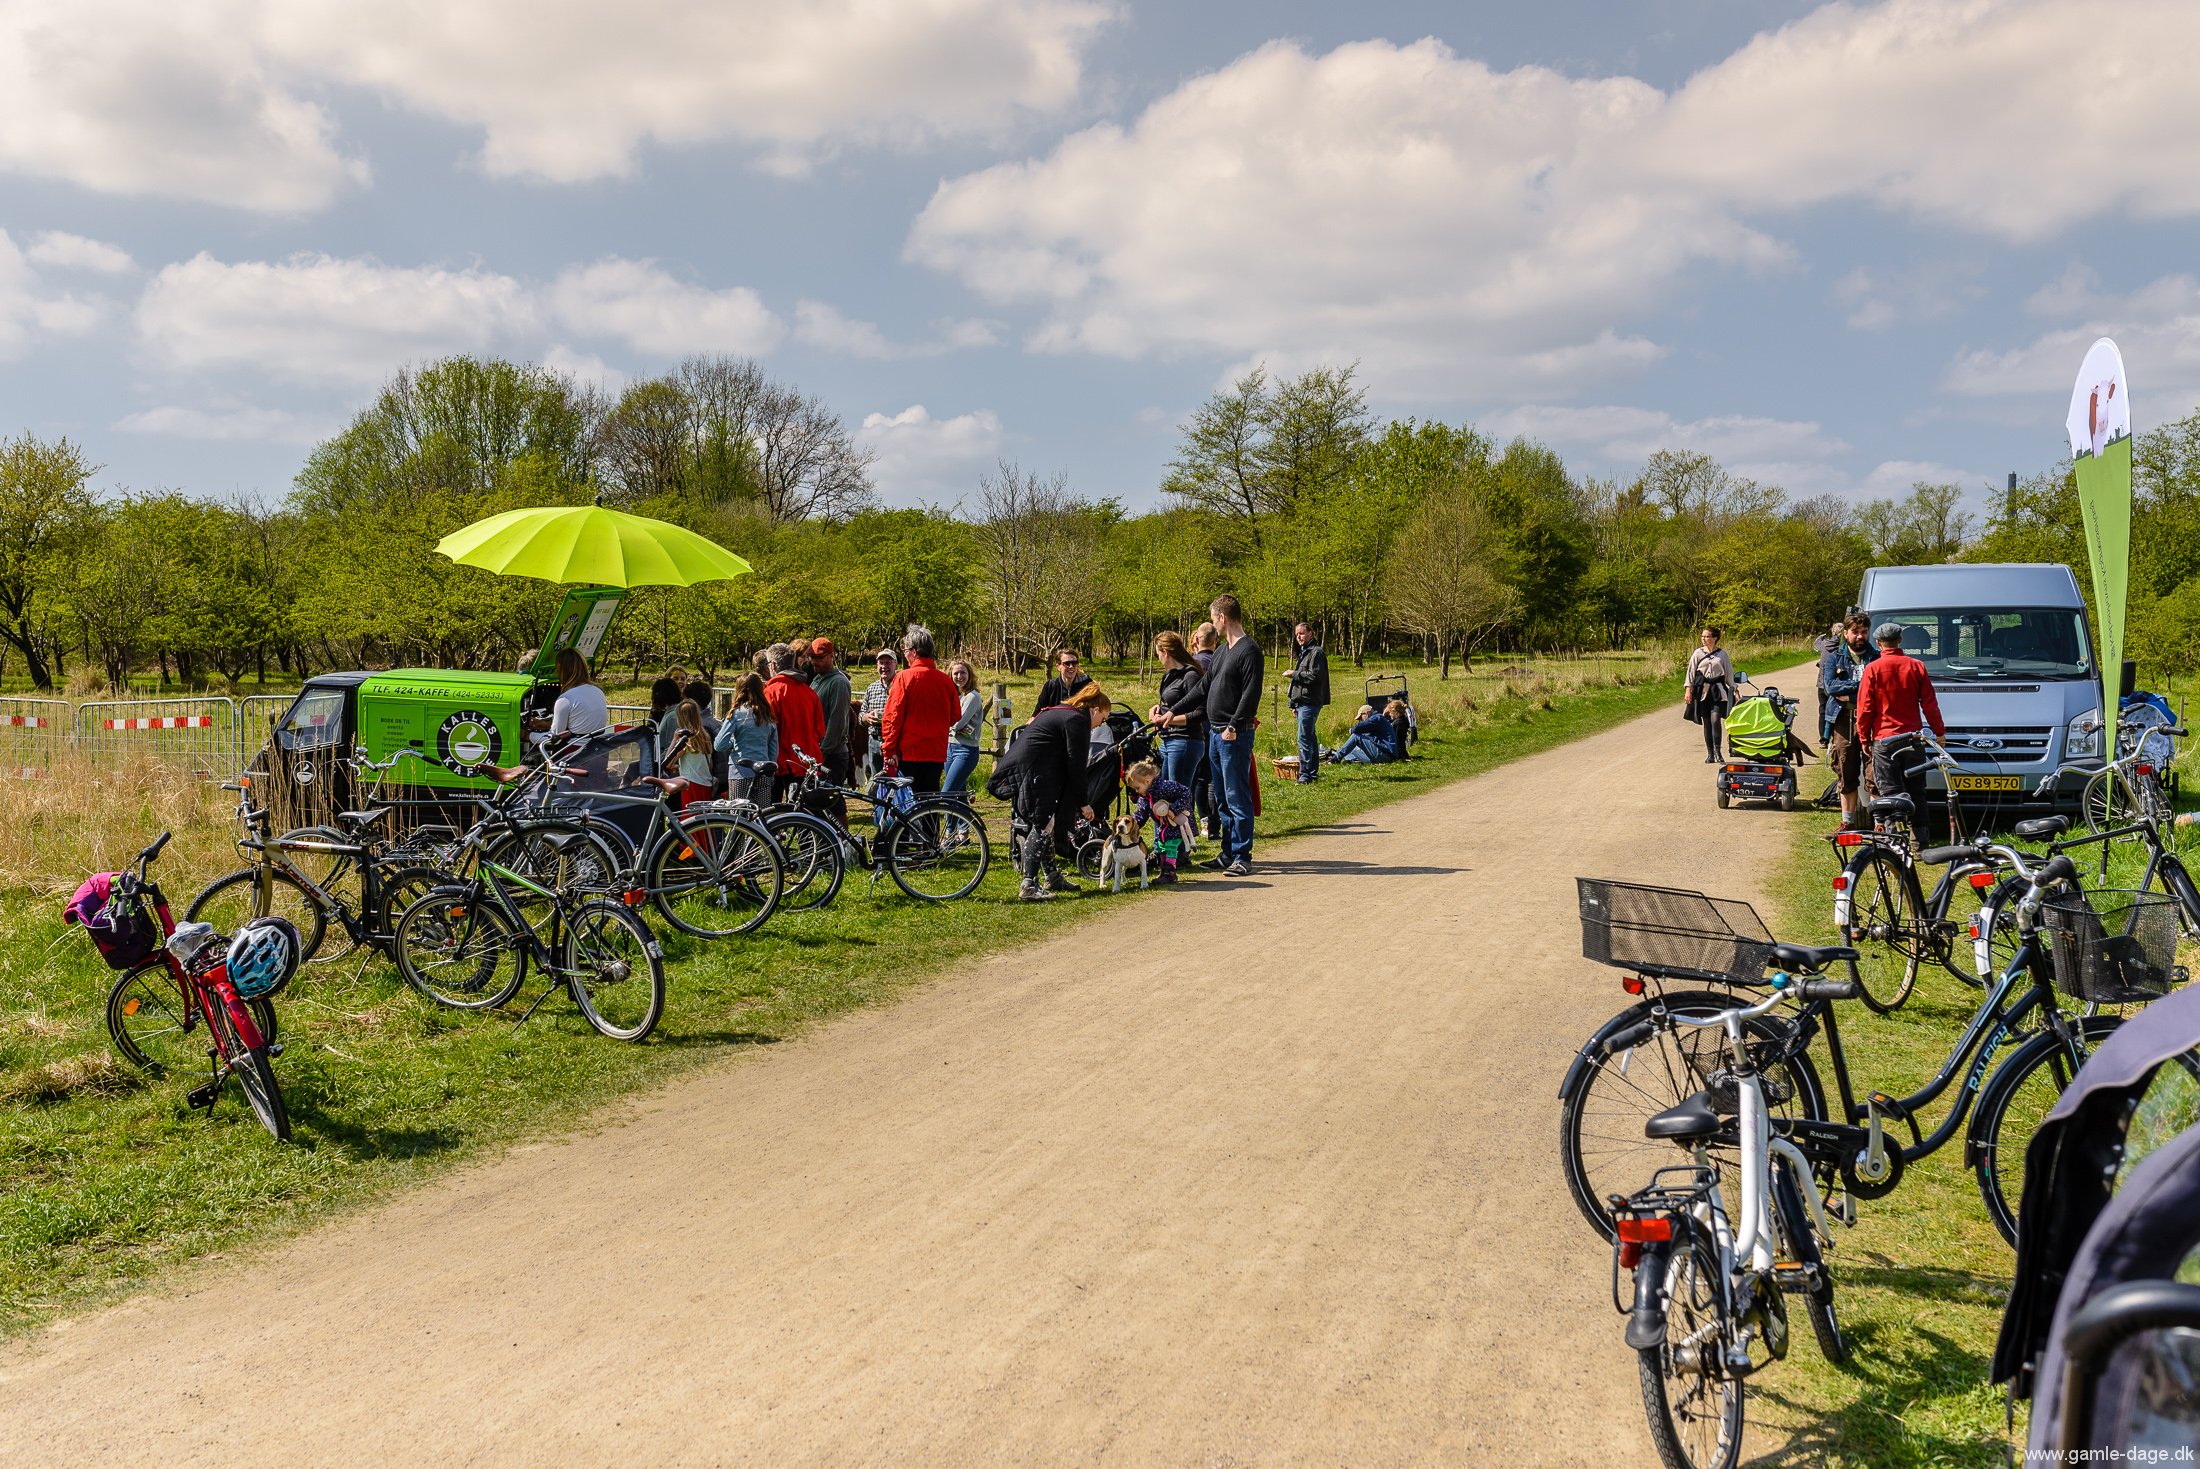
left=1578, top=878, right=1777, bottom=985
left=2040, top=889, right=2180, bottom=1006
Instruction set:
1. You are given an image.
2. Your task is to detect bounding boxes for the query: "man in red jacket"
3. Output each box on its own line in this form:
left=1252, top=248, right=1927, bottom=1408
left=762, top=642, right=825, bottom=776
left=880, top=624, right=961, bottom=793
left=1855, top=622, right=1946, bottom=815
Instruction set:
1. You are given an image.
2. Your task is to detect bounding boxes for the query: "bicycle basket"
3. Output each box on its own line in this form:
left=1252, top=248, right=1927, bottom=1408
left=2040, top=889, right=2179, bottom=1006
left=1578, top=878, right=1777, bottom=985
left=64, top=874, right=167, bottom=970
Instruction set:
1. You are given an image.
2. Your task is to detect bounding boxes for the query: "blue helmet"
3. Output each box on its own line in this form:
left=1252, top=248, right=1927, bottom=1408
left=226, top=916, right=301, bottom=1000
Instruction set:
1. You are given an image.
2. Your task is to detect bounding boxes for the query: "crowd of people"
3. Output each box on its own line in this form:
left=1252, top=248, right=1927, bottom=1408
left=524, top=592, right=1408, bottom=902
left=1686, top=616, right=1946, bottom=828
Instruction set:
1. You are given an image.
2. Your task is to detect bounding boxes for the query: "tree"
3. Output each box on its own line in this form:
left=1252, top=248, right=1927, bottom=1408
left=972, top=461, right=1112, bottom=669
left=0, top=433, right=96, bottom=688
left=1386, top=476, right=1520, bottom=677
left=1162, top=362, right=1372, bottom=559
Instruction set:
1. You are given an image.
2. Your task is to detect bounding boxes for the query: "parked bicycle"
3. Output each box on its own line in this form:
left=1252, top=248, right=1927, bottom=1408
left=392, top=846, right=666, bottom=1042
left=79, top=833, right=299, bottom=1140
left=764, top=748, right=991, bottom=903
left=1611, top=973, right=1857, bottom=1469
left=1561, top=850, right=2183, bottom=1247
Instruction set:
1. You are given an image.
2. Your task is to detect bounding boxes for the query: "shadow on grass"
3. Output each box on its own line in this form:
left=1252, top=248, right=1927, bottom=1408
left=653, top=1030, right=782, bottom=1051
left=1745, top=1322, right=2000, bottom=1468
left=290, top=1102, right=465, bottom=1163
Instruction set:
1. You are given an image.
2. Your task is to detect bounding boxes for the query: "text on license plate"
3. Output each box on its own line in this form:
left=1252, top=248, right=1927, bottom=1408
left=1949, top=774, right=2023, bottom=792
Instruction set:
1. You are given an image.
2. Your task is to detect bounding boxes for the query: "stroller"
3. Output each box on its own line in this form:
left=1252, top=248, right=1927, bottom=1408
left=1003, top=712, right=1166, bottom=880
left=1717, top=683, right=1812, bottom=811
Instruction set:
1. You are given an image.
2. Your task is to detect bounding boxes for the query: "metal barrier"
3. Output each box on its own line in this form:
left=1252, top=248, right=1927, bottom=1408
left=238, top=693, right=293, bottom=774
left=76, top=697, right=238, bottom=778
left=608, top=703, right=652, bottom=727
left=0, top=696, right=70, bottom=777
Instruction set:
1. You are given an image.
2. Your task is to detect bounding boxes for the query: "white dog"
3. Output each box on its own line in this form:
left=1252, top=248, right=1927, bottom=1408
left=1100, top=814, right=1150, bottom=892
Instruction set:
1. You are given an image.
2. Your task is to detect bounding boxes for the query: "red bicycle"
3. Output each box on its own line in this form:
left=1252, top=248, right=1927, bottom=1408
left=73, top=832, right=295, bottom=1141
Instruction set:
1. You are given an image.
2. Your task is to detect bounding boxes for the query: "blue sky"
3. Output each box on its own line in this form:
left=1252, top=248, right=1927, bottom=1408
left=2, top=0, right=2196, bottom=516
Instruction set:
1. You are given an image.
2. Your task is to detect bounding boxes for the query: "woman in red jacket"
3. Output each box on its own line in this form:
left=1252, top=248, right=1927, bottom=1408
left=880, top=624, right=962, bottom=793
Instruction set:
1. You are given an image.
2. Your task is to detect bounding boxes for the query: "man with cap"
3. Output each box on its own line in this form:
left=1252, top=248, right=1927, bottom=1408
left=1854, top=622, right=1945, bottom=815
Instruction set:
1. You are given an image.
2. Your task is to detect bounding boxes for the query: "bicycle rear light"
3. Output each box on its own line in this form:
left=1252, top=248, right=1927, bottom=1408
left=622, top=888, right=647, bottom=907
left=1831, top=873, right=1849, bottom=892
left=1968, top=872, right=1996, bottom=889
left=1615, top=1216, right=1674, bottom=1244
left=1834, top=832, right=1864, bottom=847
left=1622, top=975, right=1645, bottom=995
left=2138, top=764, right=2155, bottom=776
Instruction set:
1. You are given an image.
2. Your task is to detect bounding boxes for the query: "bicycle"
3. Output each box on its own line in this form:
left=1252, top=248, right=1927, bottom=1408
left=764, top=748, right=992, bottom=903
left=94, top=834, right=294, bottom=1140
left=1611, top=972, right=1858, bottom=1469
left=392, top=845, right=666, bottom=1042
left=187, top=758, right=456, bottom=967
left=1828, top=734, right=1998, bottom=1009
left=2073, top=719, right=2184, bottom=833
left=501, top=729, right=785, bottom=938
left=1972, top=806, right=2200, bottom=955
left=1560, top=850, right=2182, bottom=1246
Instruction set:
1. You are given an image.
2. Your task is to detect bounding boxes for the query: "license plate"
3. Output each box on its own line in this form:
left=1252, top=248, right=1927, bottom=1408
left=1948, top=774, right=2022, bottom=792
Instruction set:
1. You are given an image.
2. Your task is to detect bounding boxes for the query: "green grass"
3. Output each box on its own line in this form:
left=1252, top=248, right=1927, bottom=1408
left=0, top=645, right=1798, bottom=1335
left=1756, top=785, right=2200, bottom=1463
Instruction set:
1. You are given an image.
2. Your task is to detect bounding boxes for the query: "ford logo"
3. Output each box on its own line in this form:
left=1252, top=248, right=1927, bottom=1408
left=1963, top=737, right=2004, bottom=752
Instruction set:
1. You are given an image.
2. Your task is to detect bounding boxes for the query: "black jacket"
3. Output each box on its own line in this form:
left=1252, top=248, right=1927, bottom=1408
left=1156, top=662, right=1205, bottom=741
left=1289, top=640, right=1330, bottom=709
left=1037, top=670, right=1092, bottom=710
left=1007, top=705, right=1092, bottom=819
left=1204, top=632, right=1264, bottom=735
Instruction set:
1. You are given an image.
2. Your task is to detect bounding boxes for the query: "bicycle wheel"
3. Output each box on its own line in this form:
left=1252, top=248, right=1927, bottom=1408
left=392, top=888, right=526, bottom=1010
left=1638, top=1227, right=1742, bottom=1469
left=2081, top=769, right=2143, bottom=834
left=187, top=867, right=328, bottom=964
left=1838, top=848, right=1920, bottom=1012
left=1772, top=1157, right=1847, bottom=1363
left=204, top=989, right=290, bottom=1142
left=764, top=810, right=846, bottom=912
left=2159, top=856, right=2200, bottom=942
left=363, top=864, right=452, bottom=952
left=564, top=898, right=665, bottom=1041
left=1560, top=993, right=1825, bottom=1240
left=650, top=813, right=784, bottom=937
left=273, top=826, right=362, bottom=962
left=1969, top=1015, right=2200, bottom=1243
left=486, top=821, right=624, bottom=899
left=105, top=961, right=276, bottom=1071
left=890, top=803, right=990, bottom=901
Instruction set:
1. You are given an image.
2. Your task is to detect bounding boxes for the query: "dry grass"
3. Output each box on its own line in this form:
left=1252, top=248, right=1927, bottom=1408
left=0, top=1050, right=141, bottom=1104
left=0, top=747, right=237, bottom=898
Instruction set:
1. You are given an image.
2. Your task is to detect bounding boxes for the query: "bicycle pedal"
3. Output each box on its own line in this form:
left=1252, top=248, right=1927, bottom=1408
left=184, top=1081, right=219, bottom=1109
left=1826, top=1192, right=1856, bottom=1227
left=266, top=1042, right=285, bottom=1058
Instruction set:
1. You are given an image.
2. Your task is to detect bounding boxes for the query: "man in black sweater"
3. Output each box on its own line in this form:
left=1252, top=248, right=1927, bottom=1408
left=1288, top=621, right=1330, bottom=785
left=1203, top=593, right=1264, bottom=875
left=1037, top=648, right=1093, bottom=709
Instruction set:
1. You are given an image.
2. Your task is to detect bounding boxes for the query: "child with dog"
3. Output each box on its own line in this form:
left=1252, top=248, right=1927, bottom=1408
left=1124, top=760, right=1195, bottom=884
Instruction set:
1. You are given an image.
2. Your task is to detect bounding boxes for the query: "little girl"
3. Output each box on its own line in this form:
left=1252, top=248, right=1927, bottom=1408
left=655, top=699, right=717, bottom=806
left=1124, top=760, right=1195, bottom=883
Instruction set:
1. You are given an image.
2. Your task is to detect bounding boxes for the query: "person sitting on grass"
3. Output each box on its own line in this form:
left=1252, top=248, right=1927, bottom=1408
left=1326, top=704, right=1400, bottom=765
left=1124, top=759, right=1195, bottom=883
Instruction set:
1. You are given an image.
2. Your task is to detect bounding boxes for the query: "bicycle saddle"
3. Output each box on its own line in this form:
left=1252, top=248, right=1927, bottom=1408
left=2014, top=815, right=2069, bottom=840
left=1770, top=942, right=1860, bottom=974
left=1645, top=1091, right=1723, bottom=1142
left=1867, top=793, right=1915, bottom=818
left=337, top=807, right=392, bottom=829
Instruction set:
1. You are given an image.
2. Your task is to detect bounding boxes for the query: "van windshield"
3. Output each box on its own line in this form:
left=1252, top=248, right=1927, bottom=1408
left=1874, top=607, right=2093, bottom=681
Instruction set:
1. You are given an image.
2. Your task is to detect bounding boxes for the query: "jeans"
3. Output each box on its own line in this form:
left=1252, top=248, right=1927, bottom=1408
left=1335, top=735, right=1388, bottom=764
left=1294, top=704, right=1321, bottom=781
left=1159, top=737, right=1198, bottom=791
left=1207, top=729, right=1256, bottom=865
left=942, top=742, right=980, bottom=794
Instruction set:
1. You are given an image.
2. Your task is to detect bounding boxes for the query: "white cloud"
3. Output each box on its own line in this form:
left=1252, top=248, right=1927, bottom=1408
left=910, top=1, right=2200, bottom=389
left=1857, top=459, right=1989, bottom=499
left=113, top=404, right=327, bottom=443
left=548, top=258, right=781, bottom=357
left=1833, top=261, right=1982, bottom=331
left=855, top=404, right=1004, bottom=504
left=1492, top=404, right=1847, bottom=469
left=793, top=300, right=1000, bottom=359
left=0, top=229, right=110, bottom=359
left=0, top=0, right=366, bottom=211
left=1944, top=271, right=2200, bottom=420
left=541, top=344, right=626, bottom=393
left=0, top=0, right=1109, bottom=208
left=25, top=231, right=134, bottom=274
left=136, top=252, right=540, bottom=383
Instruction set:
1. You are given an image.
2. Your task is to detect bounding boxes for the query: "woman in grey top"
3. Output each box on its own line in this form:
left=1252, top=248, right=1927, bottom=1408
left=1682, top=625, right=1740, bottom=763
left=942, top=659, right=986, bottom=794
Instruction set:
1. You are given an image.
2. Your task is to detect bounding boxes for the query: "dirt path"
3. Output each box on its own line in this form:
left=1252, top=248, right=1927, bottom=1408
left=0, top=665, right=1817, bottom=1466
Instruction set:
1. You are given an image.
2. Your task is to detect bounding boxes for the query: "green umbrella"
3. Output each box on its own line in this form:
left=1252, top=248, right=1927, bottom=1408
left=434, top=504, right=752, bottom=587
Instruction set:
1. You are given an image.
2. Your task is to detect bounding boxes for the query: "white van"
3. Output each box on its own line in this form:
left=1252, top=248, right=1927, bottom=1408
left=1855, top=563, right=2102, bottom=816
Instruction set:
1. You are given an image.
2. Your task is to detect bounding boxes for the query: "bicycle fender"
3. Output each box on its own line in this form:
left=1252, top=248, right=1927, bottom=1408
left=1624, top=1243, right=1676, bottom=1351
left=1964, top=1014, right=2123, bottom=1171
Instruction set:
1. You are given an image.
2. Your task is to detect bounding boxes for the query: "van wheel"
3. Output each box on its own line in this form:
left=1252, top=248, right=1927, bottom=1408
left=1716, top=788, right=1731, bottom=810
left=1779, top=791, right=1797, bottom=812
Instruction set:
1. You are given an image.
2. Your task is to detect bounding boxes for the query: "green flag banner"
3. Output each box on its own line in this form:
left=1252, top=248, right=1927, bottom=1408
left=2066, top=337, right=2132, bottom=768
